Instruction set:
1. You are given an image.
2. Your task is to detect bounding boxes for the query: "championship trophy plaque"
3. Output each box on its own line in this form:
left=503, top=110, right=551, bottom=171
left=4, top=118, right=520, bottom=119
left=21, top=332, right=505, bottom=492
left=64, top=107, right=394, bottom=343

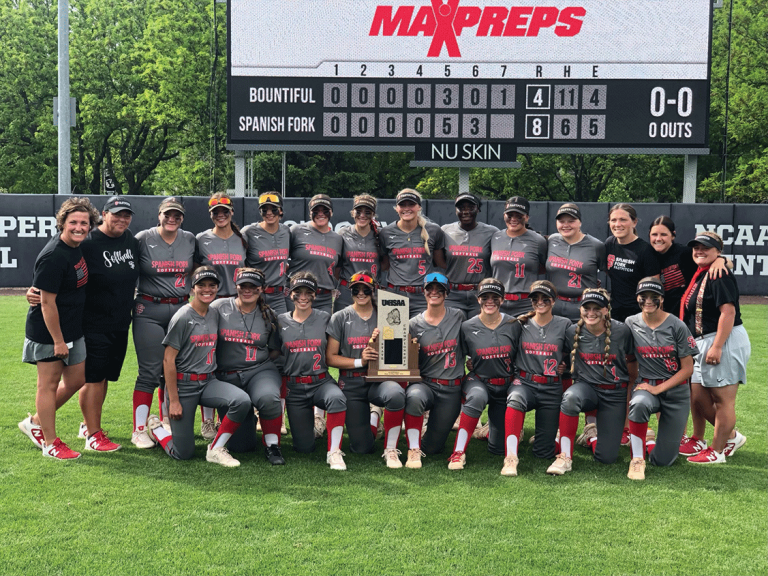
left=365, top=289, right=420, bottom=382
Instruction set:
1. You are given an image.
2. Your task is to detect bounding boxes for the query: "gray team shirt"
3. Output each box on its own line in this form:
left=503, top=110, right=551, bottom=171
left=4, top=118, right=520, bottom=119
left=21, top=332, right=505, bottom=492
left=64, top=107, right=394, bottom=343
left=277, top=309, right=331, bottom=377
left=546, top=233, right=606, bottom=298
left=210, top=297, right=280, bottom=371
left=289, top=223, right=343, bottom=290
left=490, top=229, right=547, bottom=295
left=379, top=221, right=445, bottom=286
left=163, top=305, right=219, bottom=374
left=624, top=313, right=699, bottom=381
left=242, top=222, right=290, bottom=288
left=566, top=319, right=634, bottom=386
left=136, top=227, right=196, bottom=298
left=461, top=314, right=522, bottom=380
left=515, top=316, right=573, bottom=378
left=327, top=305, right=377, bottom=360
left=441, top=222, right=499, bottom=285
left=195, top=230, right=246, bottom=297
left=339, top=226, right=380, bottom=282
left=409, top=308, right=465, bottom=381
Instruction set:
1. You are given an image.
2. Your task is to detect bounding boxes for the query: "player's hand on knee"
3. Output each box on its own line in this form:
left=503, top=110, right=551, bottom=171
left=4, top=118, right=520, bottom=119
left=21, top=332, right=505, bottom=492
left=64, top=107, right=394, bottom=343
left=169, top=400, right=183, bottom=420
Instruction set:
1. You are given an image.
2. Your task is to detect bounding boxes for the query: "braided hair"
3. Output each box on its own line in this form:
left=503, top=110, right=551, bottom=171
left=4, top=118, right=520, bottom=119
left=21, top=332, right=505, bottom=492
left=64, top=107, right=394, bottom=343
left=570, top=288, right=612, bottom=376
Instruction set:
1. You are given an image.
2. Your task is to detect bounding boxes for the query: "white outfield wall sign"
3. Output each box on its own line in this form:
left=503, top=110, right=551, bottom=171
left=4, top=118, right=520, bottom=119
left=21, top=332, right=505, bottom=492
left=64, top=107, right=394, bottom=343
left=227, top=0, right=713, bottom=160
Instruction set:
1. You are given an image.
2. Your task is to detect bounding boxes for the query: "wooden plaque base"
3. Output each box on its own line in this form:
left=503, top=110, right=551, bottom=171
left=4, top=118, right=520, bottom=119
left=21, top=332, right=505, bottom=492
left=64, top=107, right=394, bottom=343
left=365, top=336, right=421, bottom=383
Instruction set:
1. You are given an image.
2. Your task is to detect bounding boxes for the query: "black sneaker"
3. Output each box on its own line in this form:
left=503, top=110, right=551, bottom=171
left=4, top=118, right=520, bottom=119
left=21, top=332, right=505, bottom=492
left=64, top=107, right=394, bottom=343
left=265, top=444, right=285, bottom=466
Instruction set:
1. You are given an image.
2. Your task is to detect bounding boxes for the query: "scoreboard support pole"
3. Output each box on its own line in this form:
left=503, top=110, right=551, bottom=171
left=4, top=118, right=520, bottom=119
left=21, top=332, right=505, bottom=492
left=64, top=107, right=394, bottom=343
left=459, top=168, right=469, bottom=194
left=683, top=155, right=698, bottom=204
left=234, top=150, right=246, bottom=197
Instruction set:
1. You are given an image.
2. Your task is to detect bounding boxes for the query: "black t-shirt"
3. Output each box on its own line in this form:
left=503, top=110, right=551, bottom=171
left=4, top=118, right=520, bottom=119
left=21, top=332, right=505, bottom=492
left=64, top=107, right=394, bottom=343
left=26, top=236, right=88, bottom=344
left=80, top=229, right=140, bottom=333
left=683, top=272, right=742, bottom=337
left=656, top=242, right=697, bottom=316
left=605, top=236, right=661, bottom=319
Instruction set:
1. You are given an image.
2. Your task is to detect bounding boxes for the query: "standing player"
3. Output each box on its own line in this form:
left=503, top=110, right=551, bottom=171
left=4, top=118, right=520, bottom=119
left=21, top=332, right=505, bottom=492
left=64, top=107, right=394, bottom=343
left=546, top=289, right=636, bottom=475
left=131, top=197, right=196, bottom=449
left=490, top=196, right=548, bottom=317
left=145, top=267, right=251, bottom=466
left=379, top=189, right=447, bottom=318
left=196, top=193, right=247, bottom=298
left=326, top=271, right=406, bottom=467
left=500, top=281, right=572, bottom=477
left=441, top=193, right=498, bottom=318
left=625, top=278, right=698, bottom=480
left=403, top=273, right=465, bottom=469
left=450, top=279, right=522, bottom=470
left=278, top=273, right=348, bottom=470
left=243, top=192, right=291, bottom=315
left=335, top=195, right=381, bottom=312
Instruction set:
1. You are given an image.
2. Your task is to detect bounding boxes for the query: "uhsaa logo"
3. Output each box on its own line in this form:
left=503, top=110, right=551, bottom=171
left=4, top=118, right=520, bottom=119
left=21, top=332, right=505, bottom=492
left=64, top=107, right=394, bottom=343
left=369, top=1, right=586, bottom=57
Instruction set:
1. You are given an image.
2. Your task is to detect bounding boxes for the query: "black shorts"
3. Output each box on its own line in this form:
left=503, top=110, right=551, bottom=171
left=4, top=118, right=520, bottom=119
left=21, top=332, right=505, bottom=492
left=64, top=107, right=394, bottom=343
left=84, top=330, right=130, bottom=383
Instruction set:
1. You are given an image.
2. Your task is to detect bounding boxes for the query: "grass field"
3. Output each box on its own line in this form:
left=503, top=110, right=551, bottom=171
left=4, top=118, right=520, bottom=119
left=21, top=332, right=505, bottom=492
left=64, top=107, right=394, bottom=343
left=1, top=296, right=766, bottom=576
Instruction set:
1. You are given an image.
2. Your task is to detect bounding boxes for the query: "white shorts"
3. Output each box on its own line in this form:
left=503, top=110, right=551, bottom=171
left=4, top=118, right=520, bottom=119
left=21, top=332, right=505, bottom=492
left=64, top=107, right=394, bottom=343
left=692, top=325, right=750, bottom=387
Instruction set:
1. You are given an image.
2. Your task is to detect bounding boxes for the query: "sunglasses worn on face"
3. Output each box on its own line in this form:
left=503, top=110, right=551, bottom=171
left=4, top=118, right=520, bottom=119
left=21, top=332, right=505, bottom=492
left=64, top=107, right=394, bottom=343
left=259, top=193, right=280, bottom=205
left=260, top=206, right=279, bottom=215
left=208, top=197, right=232, bottom=207
left=351, top=287, right=373, bottom=296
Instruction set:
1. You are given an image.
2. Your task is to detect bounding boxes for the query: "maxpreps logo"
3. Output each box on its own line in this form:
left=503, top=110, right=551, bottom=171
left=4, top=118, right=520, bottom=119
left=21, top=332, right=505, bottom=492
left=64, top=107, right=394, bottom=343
left=369, top=0, right=586, bottom=57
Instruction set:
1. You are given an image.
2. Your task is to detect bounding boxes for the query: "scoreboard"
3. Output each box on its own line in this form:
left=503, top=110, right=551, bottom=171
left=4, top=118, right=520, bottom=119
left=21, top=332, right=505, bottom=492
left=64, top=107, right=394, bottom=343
left=227, top=0, right=713, bottom=161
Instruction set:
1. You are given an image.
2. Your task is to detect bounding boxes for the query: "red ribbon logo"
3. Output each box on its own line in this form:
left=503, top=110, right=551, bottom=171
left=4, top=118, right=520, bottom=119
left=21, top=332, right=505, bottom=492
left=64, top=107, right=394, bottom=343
left=428, top=0, right=461, bottom=57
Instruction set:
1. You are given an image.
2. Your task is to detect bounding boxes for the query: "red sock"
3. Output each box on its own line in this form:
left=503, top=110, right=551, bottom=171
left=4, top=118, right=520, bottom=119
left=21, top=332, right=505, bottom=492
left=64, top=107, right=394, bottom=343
left=404, top=413, right=424, bottom=449
left=505, top=407, right=525, bottom=444
left=326, top=411, right=346, bottom=452
left=157, top=435, right=172, bottom=451
left=588, top=436, right=597, bottom=454
left=157, top=388, right=165, bottom=420
left=383, top=409, right=404, bottom=448
left=558, top=413, right=579, bottom=458
left=453, top=412, right=480, bottom=452
left=629, top=420, right=648, bottom=459
left=561, top=377, right=573, bottom=392
left=132, top=390, right=153, bottom=430
left=210, top=415, right=241, bottom=449
left=260, top=416, right=282, bottom=446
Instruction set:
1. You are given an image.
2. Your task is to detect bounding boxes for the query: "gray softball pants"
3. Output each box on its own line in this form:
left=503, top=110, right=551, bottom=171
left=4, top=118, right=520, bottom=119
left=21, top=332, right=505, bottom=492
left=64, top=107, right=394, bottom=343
left=339, top=375, right=406, bottom=454
left=264, top=291, right=288, bottom=316
left=501, top=298, right=532, bottom=318
left=506, top=378, right=563, bottom=459
left=405, top=379, right=462, bottom=455
left=445, top=289, right=480, bottom=318
left=133, top=299, right=184, bottom=393
left=285, top=376, right=346, bottom=453
left=629, top=383, right=690, bottom=467
left=461, top=375, right=509, bottom=455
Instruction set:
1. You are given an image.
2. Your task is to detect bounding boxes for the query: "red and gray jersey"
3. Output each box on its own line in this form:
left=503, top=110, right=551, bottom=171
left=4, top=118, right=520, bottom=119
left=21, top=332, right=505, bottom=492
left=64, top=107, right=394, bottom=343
left=490, top=229, right=547, bottom=295
left=289, top=223, right=343, bottom=290
left=515, top=316, right=573, bottom=377
left=461, top=314, right=522, bottom=379
left=339, top=226, right=380, bottom=282
left=242, top=223, right=290, bottom=288
left=624, top=313, right=699, bottom=381
left=136, top=227, right=195, bottom=298
left=277, top=309, right=331, bottom=377
left=409, top=308, right=465, bottom=381
left=195, top=230, right=246, bottom=297
left=441, top=222, right=499, bottom=285
left=566, top=319, right=635, bottom=386
left=546, top=233, right=606, bottom=298
left=379, top=221, right=445, bottom=286
left=210, top=297, right=279, bottom=371
left=162, top=304, right=219, bottom=374
left=326, top=305, right=377, bottom=359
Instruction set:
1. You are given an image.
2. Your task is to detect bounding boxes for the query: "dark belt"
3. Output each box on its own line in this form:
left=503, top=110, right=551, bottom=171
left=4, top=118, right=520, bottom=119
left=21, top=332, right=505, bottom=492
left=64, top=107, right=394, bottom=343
left=425, top=376, right=462, bottom=387
left=488, top=376, right=514, bottom=386
left=596, top=382, right=628, bottom=390
left=388, top=283, right=423, bottom=294
left=263, top=286, right=285, bottom=294
left=139, top=294, right=189, bottom=305
left=503, top=293, right=529, bottom=301
left=450, top=283, right=476, bottom=291
left=282, top=372, right=328, bottom=385
left=177, top=372, right=210, bottom=382
left=558, top=295, right=582, bottom=303
left=340, top=369, right=367, bottom=378
left=217, top=369, right=242, bottom=376
left=517, top=370, right=559, bottom=385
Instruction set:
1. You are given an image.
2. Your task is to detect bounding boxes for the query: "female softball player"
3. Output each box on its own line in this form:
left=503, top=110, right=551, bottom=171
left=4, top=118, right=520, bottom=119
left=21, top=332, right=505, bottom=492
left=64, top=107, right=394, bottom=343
left=441, top=193, right=499, bottom=318
left=18, top=198, right=99, bottom=460
left=545, top=289, right=636, bottom=475
left=403, top=273, right=466, bottom=469
left=379, top=189, right=447, bottom=319
left=326, top=271, right=406, bottom=467
left=131, top=197, right=196, bottom=449
left=500, top=281, right=572, bottom=477
left=449, top=279, right=522, bottom=470
left=490, top=196, right=548, bottom=317
left=242, top=192, right=291, bottom=315
left=145, top=267, right=251, bottom=467
left=680, top=232, right=750, bottom=464
left=210, top=268, right=285, bottom=465
left=278, top=272, right=348, bottom=470
left=625, top=278, right=698, bottom=480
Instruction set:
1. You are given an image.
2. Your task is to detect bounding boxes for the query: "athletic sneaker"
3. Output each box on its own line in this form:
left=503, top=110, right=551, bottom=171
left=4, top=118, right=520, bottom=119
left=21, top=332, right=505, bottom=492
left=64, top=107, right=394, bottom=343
left=473, top=421, right=490, bottom=440
left=620, top=427, right=631, bottom=447
left=382, top=448, right=403, bottom=469
left=134, top=419, right=158, bottom=449
left=576, top=423, right=597, bottom=447
left=206, top=445, right=240, bottom=467
left=18, top=413, right=44, bottom=449
left=687, top=447, right=725, bottom=464
left=326, top=449, right=346, bottom=471
left=313, top=415, right=326, bottom=439
left=405, top=449, right=424, bottom=469
left=679, top=435, right=707, bottom=456
left=500, top=455, right=519, bottom=477
left=265, top=444, right=285, bottom=466
left=43, top=438, right=81, bottom=460
left=201, top=419, right=218, bottom=441
left=77, top=422, right=88, bottom=439
left=161, top=417, right=172, bottom=433
left=447, top=451, right=466, bottom=470
left=723, top=430, right=746, bottom=457
left=85, top=430, right=121, bottom=452
left=627, top=457, right=646, bottom=480
left=546, top=453, right=572, bottom=475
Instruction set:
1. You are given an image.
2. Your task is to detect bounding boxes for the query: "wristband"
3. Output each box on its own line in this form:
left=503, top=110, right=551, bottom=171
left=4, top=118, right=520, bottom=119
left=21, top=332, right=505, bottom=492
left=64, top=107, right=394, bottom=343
left=354, top=358, right=363, bottom=369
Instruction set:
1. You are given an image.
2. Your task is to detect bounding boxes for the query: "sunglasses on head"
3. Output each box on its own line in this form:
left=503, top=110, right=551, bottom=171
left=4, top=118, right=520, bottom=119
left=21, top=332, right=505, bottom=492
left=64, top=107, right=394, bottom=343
left=351, top=286, right=373, bottom=296
left=259, top=193, right=280, bottom=205
left=208, top=197, right=232, bottom=207
left=260, top=206, right=279, bottom=215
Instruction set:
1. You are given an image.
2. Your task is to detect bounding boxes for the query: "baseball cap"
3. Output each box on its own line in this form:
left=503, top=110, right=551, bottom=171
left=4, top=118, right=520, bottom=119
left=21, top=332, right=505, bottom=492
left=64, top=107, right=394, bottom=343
left=504, top=196, right=530, bottom=215
left=353, top=196, right=377, bottom=211
left=687, top=234, right=723, bottom=251
left=235, top=268, right=265, bottom=287
left=290, top=275, right=318, bottom=293
left=636, top=278, right=664, bottom=296
left=529, top=281, right=556, bottom=300
left=556, top=203, right=581, bottom=220
left=258, top=192, right=283, bottom=208
left=308, top=194, right=333, bottom=212
left=159, top=196, right=185, bottom=215
left=349, top=271, right=376, bottom=288
left=396, top=190, right=422, bottom=206
left=192, top=268, right=220, bottom=286
left=581, top=291, right=609, bottom=309
left=478, top=280, right=505, bottom=298
left=455, top=193, right=481, bottom=208
left=424, top=272, right=450, bottom=293
left=103, top=196, right=134, bottom=214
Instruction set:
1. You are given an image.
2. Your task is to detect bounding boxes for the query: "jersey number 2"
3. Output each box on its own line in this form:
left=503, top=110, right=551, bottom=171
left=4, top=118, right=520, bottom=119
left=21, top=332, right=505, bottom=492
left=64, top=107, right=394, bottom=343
left=313, top=354, right=322, bottom=371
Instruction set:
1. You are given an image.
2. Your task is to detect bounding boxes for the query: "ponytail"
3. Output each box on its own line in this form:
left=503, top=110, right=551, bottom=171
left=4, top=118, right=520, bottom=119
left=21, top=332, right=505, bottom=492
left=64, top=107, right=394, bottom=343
left=416, top=213, right=431, bottom=256
left=231, top=220, right=247, bottom=251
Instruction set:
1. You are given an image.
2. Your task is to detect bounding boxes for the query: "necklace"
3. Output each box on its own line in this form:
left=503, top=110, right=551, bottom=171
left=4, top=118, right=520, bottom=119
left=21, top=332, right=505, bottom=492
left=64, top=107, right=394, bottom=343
left=237, top=301, right=258, bottom=340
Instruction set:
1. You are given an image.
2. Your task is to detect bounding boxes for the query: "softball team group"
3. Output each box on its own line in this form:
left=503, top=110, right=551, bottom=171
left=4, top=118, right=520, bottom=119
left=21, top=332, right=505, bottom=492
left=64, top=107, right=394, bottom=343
left=18, top=191, right=751, bottom=480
